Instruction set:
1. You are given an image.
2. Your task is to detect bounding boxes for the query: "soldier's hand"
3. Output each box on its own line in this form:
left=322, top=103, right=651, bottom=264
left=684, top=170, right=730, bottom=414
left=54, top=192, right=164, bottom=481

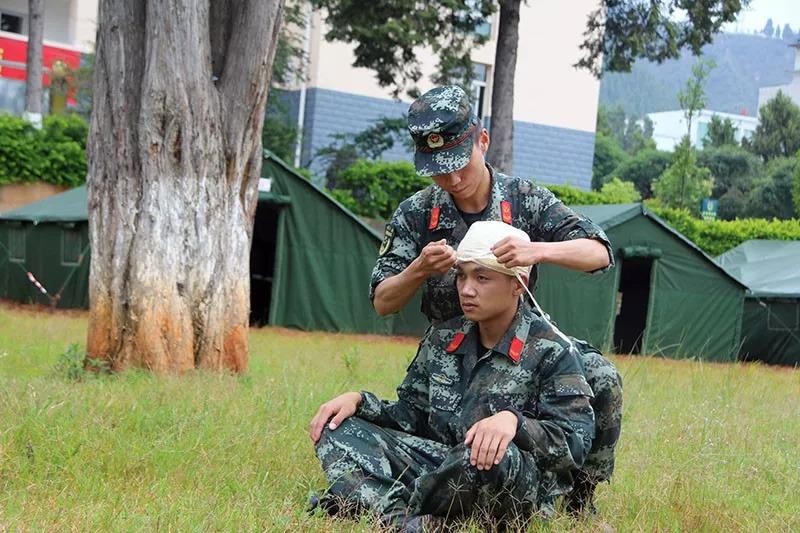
left=492, top=237, right=545, bottom=268
left=309, top=392, right=362, bottom=444
left=412, top=239, right=457, bottom=277
left=464, top=411, right=518, bottom=471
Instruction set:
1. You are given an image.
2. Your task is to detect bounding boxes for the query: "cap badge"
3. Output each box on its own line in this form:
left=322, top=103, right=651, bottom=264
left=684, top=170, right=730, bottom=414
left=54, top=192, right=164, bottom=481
left=427, top=133, right=444, bottom=149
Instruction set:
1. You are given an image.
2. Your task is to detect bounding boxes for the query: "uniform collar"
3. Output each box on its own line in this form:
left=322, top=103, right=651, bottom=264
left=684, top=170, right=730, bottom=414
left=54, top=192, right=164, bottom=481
left=444, top=302, right=532, bottom=364
left=431, top=164, right=509, bottom=230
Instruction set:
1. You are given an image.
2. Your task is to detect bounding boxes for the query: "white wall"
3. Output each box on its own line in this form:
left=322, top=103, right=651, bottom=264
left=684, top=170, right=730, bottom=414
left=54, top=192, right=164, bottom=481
left=306, top=0, right=601, bottom=133
left=648, top=109, right=758, bottom=151
left=513, top=0, right=600, bottom=132
left=0, top=0, right=95, bottom=50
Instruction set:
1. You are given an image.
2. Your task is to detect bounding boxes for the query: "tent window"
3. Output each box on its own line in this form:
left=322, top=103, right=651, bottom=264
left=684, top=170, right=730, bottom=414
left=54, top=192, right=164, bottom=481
left=61, top=228, right=83, bottom=266
left=8, top=228, right=25, bottom=262
left=767, top=302, right=799, bottom=331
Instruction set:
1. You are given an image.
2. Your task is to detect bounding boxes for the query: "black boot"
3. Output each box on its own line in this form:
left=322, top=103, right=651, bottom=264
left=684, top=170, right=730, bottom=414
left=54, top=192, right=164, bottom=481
left=565, top=473, right=598, bottom=516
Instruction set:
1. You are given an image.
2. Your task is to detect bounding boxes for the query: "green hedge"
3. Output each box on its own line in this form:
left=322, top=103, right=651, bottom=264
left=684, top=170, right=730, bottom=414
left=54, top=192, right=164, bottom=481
left=549, top=181, right=800, bottom=257
left=647, top=206, right=800, bottom=257
left=0, top=113, right=87, bottom=187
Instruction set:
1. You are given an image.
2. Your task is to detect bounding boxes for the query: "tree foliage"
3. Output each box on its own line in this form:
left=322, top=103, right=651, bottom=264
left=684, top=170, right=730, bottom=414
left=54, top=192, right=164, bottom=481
left=612, top=148, right=673, bottom=199
left=743, top=157, right=799, bottom=220
left=697, top=145, right=761, bottom=198
left=576, top=0, right=747, bottom=76
left=592, top=132, right=629, bottom=190
left=749, top=91, right=800, bottom=162
left=599, top=177, right=641, bottom=203
left=308, top=0, right=494, bottom=99
left=678, top=58, right=714, bottom=137
left=263, top=0, right=307, bottom=163
left=328, top=159, right=429, bottom=219
left=653, top=138, right=713, bottom=213
left=792, top=152, right=800, bottom=217
left=596, top=104, right=655, bottom=155
left=316, top=117, right=411, bottom=187
left=702, top=115, right=737, bottom=148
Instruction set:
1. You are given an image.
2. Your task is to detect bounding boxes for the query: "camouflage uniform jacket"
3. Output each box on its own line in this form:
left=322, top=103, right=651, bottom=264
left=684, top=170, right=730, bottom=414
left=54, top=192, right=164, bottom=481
left=370, top=166, right=615, bottom=322
left=356, top=304, right=596, bottom=499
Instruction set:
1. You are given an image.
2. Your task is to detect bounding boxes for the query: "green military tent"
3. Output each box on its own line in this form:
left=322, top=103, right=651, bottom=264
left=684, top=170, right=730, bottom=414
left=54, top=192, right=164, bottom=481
left=535, top=203, right=747, bottom=362
left=715, top=240, right=800, bottom=366
left=0, top=151, right=428, bottom=336
left=0, top=185, right=90, bottom=309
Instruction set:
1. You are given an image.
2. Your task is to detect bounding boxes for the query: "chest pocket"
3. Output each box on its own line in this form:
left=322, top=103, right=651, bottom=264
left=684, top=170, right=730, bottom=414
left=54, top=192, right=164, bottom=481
left=429, top=373, right=461, bottom=412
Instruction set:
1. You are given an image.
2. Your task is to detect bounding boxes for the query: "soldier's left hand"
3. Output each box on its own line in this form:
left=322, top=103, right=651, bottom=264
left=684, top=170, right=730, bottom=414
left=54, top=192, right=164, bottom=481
left=492, top=237, right=545, bottom=268
left=464, top=411, right=518, bottom=471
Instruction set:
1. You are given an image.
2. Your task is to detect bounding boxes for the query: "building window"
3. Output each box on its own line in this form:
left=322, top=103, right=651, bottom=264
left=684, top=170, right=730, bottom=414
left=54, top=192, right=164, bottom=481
left=8, top=227, right=25, bottom=263
left=1, top=12, right=24, bottom=34
left=61, top=228, right=83, bottom=266
left=471, top=63, right=489, bottom=120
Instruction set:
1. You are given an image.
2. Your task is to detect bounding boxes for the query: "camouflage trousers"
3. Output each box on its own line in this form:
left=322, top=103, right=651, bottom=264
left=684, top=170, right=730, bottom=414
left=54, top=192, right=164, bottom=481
left=315, top=417, right=540, bottom=526
left=573, top=341, right=623, bottom=488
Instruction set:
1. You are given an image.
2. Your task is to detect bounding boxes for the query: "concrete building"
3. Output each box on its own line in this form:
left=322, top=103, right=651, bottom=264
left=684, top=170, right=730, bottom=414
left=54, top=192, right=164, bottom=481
left=284, top=1, right=602, bottom=188
left=1, top=1, right=602, bottom=189
left=758, top=41, right=800, bottom=109
left=646, top=109, right=758, bottom=151
left=0, top=0, right=98, bottom=113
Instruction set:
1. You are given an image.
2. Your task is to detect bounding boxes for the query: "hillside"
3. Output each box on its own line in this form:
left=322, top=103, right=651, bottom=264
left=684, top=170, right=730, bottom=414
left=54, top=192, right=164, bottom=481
left=600, top=33, right=796, bottom=117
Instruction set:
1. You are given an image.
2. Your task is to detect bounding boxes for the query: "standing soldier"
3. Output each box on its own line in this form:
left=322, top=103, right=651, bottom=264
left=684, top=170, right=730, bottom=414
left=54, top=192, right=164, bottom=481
left=370, top=85, right=622, bottom=514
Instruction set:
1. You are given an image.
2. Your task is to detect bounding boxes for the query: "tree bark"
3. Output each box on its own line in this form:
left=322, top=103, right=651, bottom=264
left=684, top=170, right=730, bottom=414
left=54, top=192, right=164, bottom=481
left=86, top=0, right=284, bottom=373
left=24, top=0, right=44, bottom=123
left=485, top=0, right=520, bottom=175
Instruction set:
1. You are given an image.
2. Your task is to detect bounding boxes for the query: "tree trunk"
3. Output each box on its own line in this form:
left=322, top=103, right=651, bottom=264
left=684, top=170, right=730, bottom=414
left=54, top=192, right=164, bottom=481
left=24, top=0, right=44, bottom=125
left=86, top=0, right=284, bottom=373
left=485, top=0, right=520, bottom=175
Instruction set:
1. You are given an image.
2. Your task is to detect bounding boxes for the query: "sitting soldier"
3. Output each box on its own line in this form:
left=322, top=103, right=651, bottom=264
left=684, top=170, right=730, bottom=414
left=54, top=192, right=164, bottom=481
left=309, top=222, right=596, bottom=531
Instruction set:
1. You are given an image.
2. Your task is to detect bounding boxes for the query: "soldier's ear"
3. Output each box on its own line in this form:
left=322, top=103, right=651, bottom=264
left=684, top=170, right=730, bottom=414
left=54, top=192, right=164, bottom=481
left=513, top=274, right=528, bottom=297
left=480, top=129, right=490, bottom=154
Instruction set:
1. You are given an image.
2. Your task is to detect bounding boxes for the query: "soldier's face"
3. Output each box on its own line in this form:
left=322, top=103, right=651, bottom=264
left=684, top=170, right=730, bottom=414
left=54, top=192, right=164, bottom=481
left=431, top=131, right=490, bottom=201
left=455, top=262, right=520, bottom=322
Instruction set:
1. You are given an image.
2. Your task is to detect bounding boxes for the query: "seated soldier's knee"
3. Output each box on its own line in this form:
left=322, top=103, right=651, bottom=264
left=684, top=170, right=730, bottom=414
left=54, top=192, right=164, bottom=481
left=314, top=416, right=363, bottom=451
left=457, top=441, right=524, bottom=482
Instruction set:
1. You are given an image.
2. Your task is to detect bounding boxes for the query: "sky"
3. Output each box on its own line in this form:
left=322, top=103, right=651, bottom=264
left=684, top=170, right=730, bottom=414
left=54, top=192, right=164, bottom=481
left=725, top=0, right=800, bottom=34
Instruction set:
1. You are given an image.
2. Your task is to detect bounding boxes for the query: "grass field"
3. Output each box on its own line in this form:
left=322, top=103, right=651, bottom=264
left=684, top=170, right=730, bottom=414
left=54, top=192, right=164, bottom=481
left=1, top=303, right=798, bottom=532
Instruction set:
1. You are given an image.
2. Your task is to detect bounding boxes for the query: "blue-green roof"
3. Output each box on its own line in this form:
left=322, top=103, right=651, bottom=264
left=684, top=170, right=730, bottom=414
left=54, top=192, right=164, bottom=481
left=572, top=203, right=746, bottom=290
left=715, top=240, right=800, bottom=298
left=0, top=185, right=88, bottom=223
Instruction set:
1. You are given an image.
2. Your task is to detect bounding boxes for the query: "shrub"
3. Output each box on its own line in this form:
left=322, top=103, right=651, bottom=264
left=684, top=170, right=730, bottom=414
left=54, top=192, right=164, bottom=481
left=329, top=159, right=429, bottom=219
left=649, top=205, right=800, bottom=256
left=612, top=149, right=673, bottom=199
left=0, top=113, right=88, bottom=187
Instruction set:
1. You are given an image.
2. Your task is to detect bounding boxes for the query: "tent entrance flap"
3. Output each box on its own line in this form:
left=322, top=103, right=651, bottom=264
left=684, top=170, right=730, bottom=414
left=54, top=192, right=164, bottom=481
left=614, top=257, right=654, bottom=354
left=250, top=202, right=283, bottom=326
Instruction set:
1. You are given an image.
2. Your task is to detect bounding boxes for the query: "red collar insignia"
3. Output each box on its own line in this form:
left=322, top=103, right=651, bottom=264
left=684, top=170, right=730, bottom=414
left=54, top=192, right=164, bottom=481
left=428, top=206, right=441, bottom=230
left=501, top=200, right=512, bottom=224
left=508, top=337, right=524, bottom=363
left=446, top=332, right=466, bottom=353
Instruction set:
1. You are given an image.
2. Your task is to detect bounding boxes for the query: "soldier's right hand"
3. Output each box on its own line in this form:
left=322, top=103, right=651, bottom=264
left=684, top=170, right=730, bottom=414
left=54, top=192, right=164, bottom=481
left=309, top=392, right=363, bottom=444
left=412, top=239, right=457, bottom=277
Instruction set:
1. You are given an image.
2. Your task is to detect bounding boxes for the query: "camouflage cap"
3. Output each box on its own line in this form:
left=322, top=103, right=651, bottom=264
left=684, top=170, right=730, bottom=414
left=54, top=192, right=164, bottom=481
left=408, top=85, right=478, bottom=177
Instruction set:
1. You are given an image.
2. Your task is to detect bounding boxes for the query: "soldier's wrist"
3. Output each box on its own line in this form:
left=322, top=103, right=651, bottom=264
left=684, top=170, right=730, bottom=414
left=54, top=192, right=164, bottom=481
left=502, top=407, right=524, bottom=432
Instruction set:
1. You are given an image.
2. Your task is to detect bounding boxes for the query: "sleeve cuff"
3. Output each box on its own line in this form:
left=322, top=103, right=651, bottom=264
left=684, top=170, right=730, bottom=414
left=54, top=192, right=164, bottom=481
left=355, top=391, right=383, bottom=421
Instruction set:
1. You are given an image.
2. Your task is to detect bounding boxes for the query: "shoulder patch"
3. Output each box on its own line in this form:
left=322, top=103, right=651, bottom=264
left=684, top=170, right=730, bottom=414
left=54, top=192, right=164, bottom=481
left=379, top=224, right=395, bottom=257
